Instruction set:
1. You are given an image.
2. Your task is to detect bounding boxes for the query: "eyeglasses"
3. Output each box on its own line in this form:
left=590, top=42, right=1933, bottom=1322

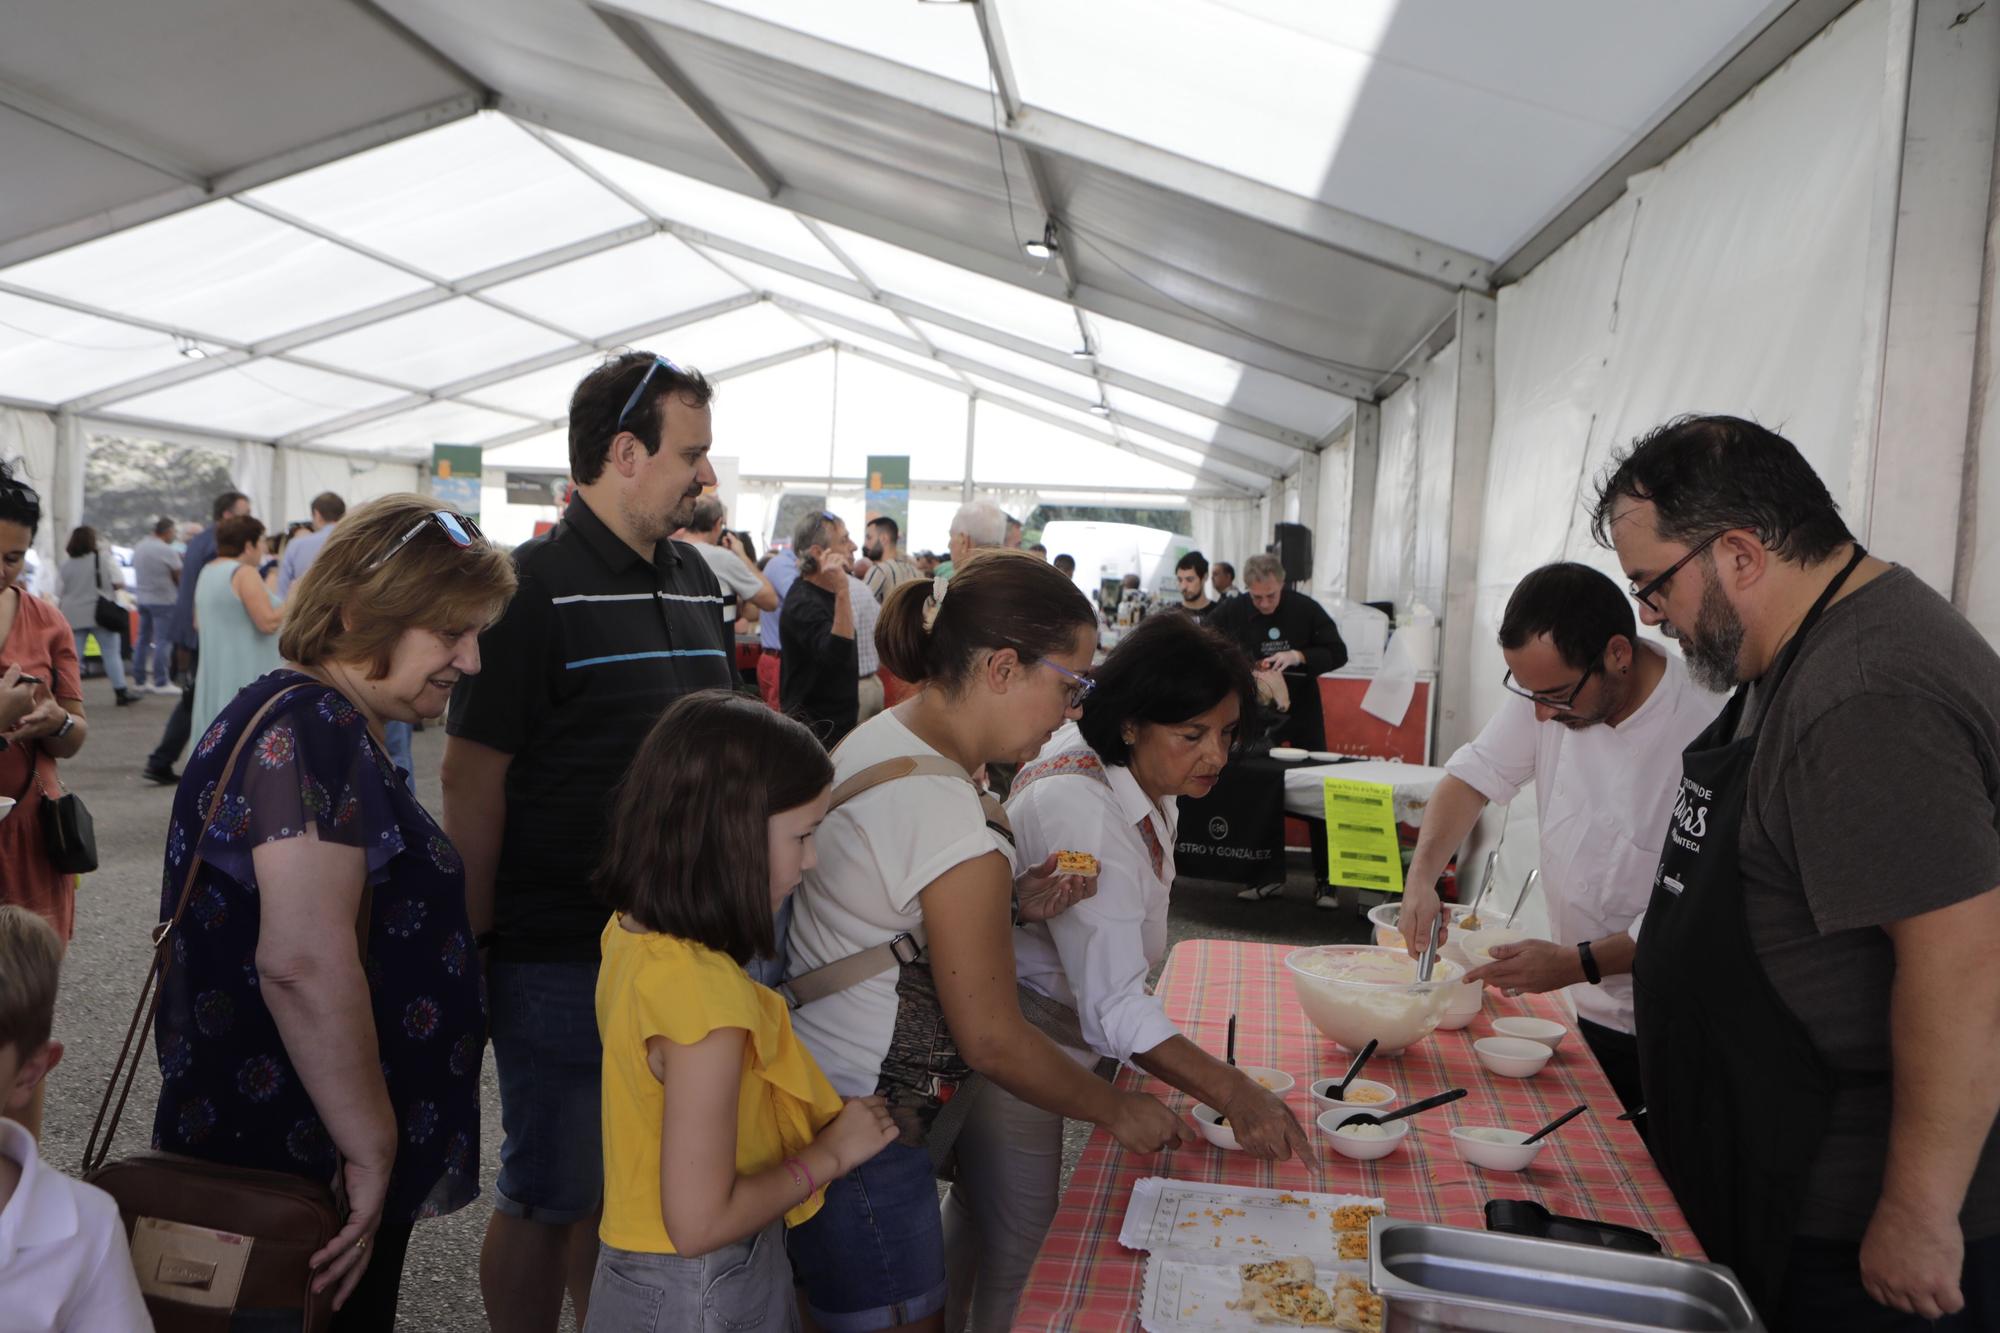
left=1630, top=531, right=1723, bottom=612
left=1501, top=658, right=1599, bottom=709
left=1041, top=660, right=1096, bottom=710
left=615, top=354, right=686, bottom=430
left=365, top=510, right=484, bottom=572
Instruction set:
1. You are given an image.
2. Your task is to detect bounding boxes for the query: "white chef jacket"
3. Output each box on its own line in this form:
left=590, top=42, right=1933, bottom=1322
left=1444, top=646, right=1722, bottom=1034
left=1007, top=723, right=1181, bottom=1063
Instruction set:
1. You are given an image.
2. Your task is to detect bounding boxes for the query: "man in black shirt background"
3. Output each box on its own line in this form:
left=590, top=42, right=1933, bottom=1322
left=1176, top=550, right=1217, bottom=621
left=780, top=510, right=859, bottom=746
left=1207, top=551, right=1347, bottom=754
left=443, top=351, right=732, bottom=1333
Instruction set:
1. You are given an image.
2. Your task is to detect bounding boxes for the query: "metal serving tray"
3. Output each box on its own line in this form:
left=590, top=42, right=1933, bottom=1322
left=1368, top=1218, right=1765, bottom=1332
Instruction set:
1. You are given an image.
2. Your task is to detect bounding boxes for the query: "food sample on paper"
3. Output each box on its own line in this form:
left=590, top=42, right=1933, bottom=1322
left=1329, top=1203, right=1383, bottom=1233
left=1250, top=1278, right=1339, bottom=1327
left=1055, top=850, right=1100, bottom=875
left=1235, top=1255, right=1316, bottom=1304
left=1332, top=1275, right=1385, bottom=1333
left=1335, top=1229, right=1370, bottom=1262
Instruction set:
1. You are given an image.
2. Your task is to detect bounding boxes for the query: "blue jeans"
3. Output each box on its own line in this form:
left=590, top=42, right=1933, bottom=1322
left=75, top=627, right=125, bottom=693
left=136, top=603, right=174, bottom=685
left=786, top=1140, right=947, bottom=1331
left=383, top=719, right=414, bottom=793
left=487, top=960, right=604, bottom=1224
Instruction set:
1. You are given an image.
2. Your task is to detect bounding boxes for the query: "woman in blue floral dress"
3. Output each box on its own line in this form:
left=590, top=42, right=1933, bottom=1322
left=151, top=495, right=515, bottom=1330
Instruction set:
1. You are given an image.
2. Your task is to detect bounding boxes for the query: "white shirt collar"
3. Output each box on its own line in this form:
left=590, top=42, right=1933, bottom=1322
left=0, top=1117, right=79, bottom=1266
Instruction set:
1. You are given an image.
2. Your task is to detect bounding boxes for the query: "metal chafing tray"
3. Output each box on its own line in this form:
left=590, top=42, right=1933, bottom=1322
left=1368, top=1218, right=1765, bottom=1332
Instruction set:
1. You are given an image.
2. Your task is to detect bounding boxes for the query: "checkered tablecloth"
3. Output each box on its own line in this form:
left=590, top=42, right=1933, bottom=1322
left=1013, top=939, right=1699, bottom=1331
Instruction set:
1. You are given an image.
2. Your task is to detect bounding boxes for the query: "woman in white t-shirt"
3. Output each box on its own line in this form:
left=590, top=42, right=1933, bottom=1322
left=784, top=550, right=1192, bottom=1333
left=944, top=614, right=1317, bottom=1330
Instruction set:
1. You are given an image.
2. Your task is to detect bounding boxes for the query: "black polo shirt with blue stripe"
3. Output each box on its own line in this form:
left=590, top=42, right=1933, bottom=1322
left=447, top=494, right=733, bottom=963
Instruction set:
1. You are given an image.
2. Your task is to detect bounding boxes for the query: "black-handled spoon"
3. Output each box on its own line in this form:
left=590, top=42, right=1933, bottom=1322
left=1337, top=1086, right=1468, bottom=1127
left=1329, top=1039, right=1379, bottom=1100
left=1226, top=1013, right=1237, bottom=1067
left=1522, top=1103, right=1588, bottom=1145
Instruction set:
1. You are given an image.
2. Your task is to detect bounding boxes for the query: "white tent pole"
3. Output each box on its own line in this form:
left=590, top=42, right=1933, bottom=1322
left=826, top=346, right=841, bottom=500
left=1345, top=402, right=1381, bottom=604
left=1434, top=292, right=1497, bottom=759
left=973, top=0, right=1079, bottom=297
left=961, top=393, right=977, bottom=505
left=52, top=412, right=86, bottom=554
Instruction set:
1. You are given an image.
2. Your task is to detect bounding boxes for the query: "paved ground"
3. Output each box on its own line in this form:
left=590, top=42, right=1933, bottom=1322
left=37, top=675, right=1368, bottom=1331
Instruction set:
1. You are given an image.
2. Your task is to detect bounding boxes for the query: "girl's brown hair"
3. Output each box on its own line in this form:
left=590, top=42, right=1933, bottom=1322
left=597, top=690, right=834, bottom=963
left=279, top=494, right=516, bottom=678
left=877, top=547, right=1096, bottom=691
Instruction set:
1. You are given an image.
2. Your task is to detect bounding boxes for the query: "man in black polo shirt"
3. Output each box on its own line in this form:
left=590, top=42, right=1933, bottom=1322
left=779, top=509, right=859, bottom=746
left=442, top=351, right=731, bottom=1333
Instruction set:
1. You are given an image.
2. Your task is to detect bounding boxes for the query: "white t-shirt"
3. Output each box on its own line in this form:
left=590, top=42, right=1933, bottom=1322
left=1007, top=723, right=1180, bottom=1063
left=1445, top=646, right=1723, bottom=1033
left=0, top=1118, right=151, bottom=1331
left=785, top=710, right=1015, bottom=1096
left=691, top=541, right=763, bottom=622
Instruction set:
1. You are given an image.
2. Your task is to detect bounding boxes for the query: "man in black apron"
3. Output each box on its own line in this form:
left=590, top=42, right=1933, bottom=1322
left=1595, top=415, right=2000, bottom=1331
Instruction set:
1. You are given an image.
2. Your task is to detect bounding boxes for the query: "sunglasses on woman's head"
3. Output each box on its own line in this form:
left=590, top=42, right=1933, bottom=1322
left=365, top=511, right=484, bottom=572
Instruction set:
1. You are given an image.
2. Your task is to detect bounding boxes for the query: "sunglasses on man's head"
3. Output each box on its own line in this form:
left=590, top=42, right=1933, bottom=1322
left=615, top=354, right=687, bottom=430
left=365, top=510, right=484, bottom=572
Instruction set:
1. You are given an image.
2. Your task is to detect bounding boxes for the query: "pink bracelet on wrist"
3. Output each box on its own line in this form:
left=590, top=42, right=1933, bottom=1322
left=784, top=1156, right=817, bottom=1196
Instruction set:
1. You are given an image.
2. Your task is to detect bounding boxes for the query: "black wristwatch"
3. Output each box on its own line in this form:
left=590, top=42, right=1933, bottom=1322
left=1578, top=940, right=1602, bottom=985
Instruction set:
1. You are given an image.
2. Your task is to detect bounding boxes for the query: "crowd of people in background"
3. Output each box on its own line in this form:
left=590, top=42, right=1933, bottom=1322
left=0, top=356, right=1994, bottom=1333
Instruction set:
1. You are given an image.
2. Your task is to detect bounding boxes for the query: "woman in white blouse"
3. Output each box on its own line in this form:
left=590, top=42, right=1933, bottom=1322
left=943, top=614, right=1317, bottom=1332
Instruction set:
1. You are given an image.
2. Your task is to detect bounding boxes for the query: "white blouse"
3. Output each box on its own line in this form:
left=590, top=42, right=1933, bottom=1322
left=1006, top=722, right=1181, bottom=1063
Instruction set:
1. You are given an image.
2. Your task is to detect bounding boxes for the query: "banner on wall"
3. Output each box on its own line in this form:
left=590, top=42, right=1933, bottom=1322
left=866, top=455, right=909, bottom=533
left=432, top=444, right=482, bottom=522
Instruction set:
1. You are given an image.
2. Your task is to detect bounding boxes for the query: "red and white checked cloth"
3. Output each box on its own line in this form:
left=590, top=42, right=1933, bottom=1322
left=1013, top=939, right=1700, bottom=1331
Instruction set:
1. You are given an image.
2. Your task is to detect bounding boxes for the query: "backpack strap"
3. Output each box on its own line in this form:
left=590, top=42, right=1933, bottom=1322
left=777, top=754, right=1011, bottom=1011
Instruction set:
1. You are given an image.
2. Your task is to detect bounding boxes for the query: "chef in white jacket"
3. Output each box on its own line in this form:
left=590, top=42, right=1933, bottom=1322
left=1399, top=563, right=1723, bottom=1115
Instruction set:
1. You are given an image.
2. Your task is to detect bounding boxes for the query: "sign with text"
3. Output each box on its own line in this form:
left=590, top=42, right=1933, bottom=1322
left=431, top=444, right=482, bottom=522
left=505, top=472, right=568, bottom=507
left=1322, top=778, right=1405, bottom=895
left=866, top=454, right=909, bottom=534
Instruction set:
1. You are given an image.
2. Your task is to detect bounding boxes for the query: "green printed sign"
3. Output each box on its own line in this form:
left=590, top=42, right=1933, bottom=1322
left=1322, top=778, right=1405, bottom=895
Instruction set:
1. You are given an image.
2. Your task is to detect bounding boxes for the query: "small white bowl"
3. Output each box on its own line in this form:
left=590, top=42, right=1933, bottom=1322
left=1308, top=1077, right=1399, bottom=1117
left=1317, top=1109, right=1409, bottom=1160
left=1474, top=1036, right=1553, bottom=1079
left=1269, top=746, right=1310, bottom=762
left=1308, top=750, right=1341, bottom=763
left=0, top=796, right=14, bottom=823
left=1436, top=981, right=1484, bottom=1030
left=1492, top=1016, right=1567, bottom=1053
left=1450, top=1125, right=1545, bottom=1172
left=1191, top=1102, right=1242, bottom=1151
left=1459, top=927, right=1532, bottom=969
left=1234, top=1065, right=1296, bottom=1095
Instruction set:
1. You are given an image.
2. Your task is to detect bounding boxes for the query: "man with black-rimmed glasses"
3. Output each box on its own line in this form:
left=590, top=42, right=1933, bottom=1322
left=1397, top=562, right=1722, bottom=1116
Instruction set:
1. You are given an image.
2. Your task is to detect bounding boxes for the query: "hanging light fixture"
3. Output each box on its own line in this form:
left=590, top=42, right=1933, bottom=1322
left=1022, top=220, right=1059, bottom=261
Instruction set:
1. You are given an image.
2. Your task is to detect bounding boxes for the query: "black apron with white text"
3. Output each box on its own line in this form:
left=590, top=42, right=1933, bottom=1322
left=1633, top=546, right=1865, bottom=1316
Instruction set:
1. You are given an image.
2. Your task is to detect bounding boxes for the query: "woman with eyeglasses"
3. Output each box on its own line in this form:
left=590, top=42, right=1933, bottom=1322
left=941, top=613, right=1317, bottom=1331
left=782, top=548, right=1193, bottom=1333
left=150, top=495, right=515, bottom=1329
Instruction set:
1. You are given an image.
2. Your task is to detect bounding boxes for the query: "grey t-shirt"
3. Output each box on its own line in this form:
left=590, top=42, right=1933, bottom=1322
left=1739, top=565, right=2000, bottom=1240
left=131, top=536, right=182, bottom=605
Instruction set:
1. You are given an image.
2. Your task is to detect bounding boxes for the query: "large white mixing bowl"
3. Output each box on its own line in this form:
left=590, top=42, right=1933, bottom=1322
left=1283, top=945, right=1462, bottom=1054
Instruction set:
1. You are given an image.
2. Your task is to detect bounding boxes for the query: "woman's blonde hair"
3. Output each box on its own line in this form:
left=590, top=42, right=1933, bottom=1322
left=280, top=494, right=516, bottom=678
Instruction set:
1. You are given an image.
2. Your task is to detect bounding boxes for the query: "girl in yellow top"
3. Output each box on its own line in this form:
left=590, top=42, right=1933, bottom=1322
left=586, top=691, right=899, bottom=1333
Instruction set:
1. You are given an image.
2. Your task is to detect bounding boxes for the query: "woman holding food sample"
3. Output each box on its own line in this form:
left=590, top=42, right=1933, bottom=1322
left=942, top=613, right=1317, bottom=1332
left=781, top=550, right=1193, bottom=1333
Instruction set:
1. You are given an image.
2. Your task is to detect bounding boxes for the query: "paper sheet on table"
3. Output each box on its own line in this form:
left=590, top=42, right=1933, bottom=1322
left=1119, top=1177, right=1384, bottom=1256
left=1359, top=628, right=1423, bottom=726
left=1139, top=1250, right=1368, bottom=1333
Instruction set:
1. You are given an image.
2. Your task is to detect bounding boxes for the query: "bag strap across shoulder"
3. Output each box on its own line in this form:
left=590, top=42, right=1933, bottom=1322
left=778, top=752, right=1012, bottom=1011
left=83, top=681, right=373, bottom=1175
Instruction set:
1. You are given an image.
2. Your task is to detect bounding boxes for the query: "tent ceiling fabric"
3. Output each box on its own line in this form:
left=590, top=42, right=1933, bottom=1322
left=0, top=0, right=1788, bottom=497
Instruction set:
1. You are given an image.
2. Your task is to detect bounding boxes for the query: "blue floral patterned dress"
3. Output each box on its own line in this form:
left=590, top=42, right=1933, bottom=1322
left=151, top=669, right=484, bottom=1225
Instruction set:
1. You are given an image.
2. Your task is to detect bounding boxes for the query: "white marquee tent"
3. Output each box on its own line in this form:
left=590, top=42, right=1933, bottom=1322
left=3, top=0, right=1998, bottom=776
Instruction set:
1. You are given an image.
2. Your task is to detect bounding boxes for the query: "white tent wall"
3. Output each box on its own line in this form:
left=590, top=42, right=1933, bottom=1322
left=1189, top=497, right=1261, bottom=573
left=1439, top=0, right=2000, bottom=922
left=1311, top=427, right=1353, bottom=603
left=276, top=447, right=426, bottom=528
left=1363, top=339, right=1458, bottom=622
left=0, top=404, right=59, bottom=575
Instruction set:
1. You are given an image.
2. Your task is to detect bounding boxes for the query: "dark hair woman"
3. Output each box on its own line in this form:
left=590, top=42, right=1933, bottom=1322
left=0, top=462, right=88, bottom=1139
left=945, top=614, right=1310, bottom=1330
left=56, top=523, right=139, bottom=705
left=783, top=549, right=1193, bottom=1333
left=149, top=495, right=515, bottom=1327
